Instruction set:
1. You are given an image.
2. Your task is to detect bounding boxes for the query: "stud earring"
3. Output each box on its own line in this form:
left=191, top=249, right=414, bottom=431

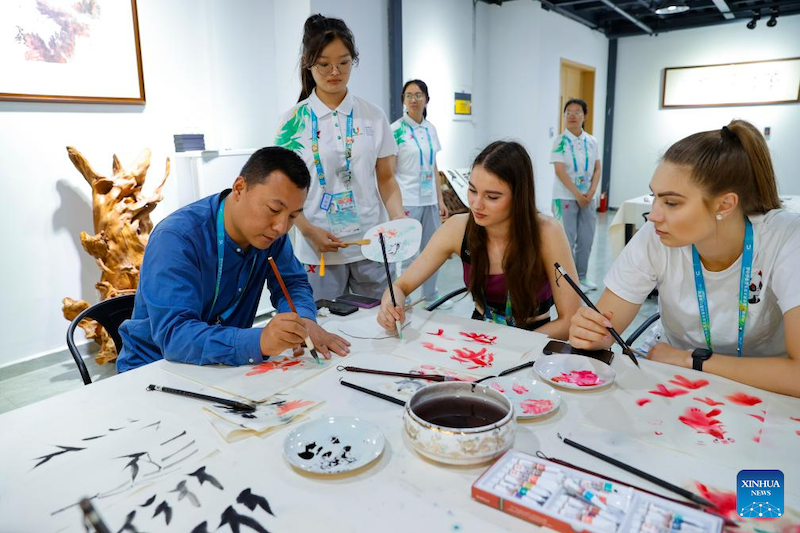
left=716, top=214, right=723, bottom=221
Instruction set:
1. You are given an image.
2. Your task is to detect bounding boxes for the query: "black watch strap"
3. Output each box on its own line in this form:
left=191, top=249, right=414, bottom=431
left=692, top=348, right=712, bottom=372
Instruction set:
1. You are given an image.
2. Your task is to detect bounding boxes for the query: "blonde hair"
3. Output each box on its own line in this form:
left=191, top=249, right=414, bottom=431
left=662, top=119, right=781, bottom=215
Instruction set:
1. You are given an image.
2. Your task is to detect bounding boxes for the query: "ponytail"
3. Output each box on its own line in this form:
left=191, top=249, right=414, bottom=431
left=297, top=14, right=359, bottom=103
left=662, top=119, right=781, bottom=215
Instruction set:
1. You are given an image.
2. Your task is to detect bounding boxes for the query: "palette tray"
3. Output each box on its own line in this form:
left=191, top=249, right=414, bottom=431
left=472, top=450, right=723, bottom=533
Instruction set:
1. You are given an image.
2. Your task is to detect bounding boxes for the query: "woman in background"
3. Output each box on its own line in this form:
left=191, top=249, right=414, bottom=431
left=570, top=120, right=800, bottom=397
left=550, top=98, right=601, bottom=292
left=391, top=79, right=449, bottom=306
left=275, top=14, right=404, bottom=300
left=378, top=141, right=581, bottom=339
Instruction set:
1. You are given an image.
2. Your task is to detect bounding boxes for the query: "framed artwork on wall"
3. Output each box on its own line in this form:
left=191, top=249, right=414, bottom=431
left=0, top=0, right=145, bottom=104
left=662, top=57, right=800, bottom=108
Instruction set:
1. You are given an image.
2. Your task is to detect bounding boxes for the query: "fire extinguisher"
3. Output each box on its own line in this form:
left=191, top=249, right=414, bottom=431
left=597, top=192, right=608, bottom=213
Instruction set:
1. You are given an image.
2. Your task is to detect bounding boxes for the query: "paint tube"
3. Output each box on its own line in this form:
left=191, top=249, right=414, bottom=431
left=564, top=478, right=609, bottom=510
left=522, top=483, right=552, bottom=498
left=581, top=513, right=619, bottom=531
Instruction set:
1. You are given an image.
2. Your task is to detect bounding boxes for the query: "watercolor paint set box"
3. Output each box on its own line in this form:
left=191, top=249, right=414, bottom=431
left=472, top=449, right=723, bottom=533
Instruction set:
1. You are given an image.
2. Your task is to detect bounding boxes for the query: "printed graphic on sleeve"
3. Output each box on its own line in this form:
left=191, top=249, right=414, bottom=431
left=393, top=121, right=411, bottom=145
left=275, top=103, right=310, bottom=153
left=737, top=470, right=783, bottom=518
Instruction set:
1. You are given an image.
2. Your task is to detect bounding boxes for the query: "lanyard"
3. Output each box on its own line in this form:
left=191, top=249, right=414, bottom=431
left=406, top=118, right=434, bottom=169
left=565, top=135, right=589, bottom=176
left=691, top=217, right=753, bottom=357
left=311, top=108, right=354, bottom=192
left=210, top=198, right=258, bottom=324
left=483, top=291, right=515, bottom=327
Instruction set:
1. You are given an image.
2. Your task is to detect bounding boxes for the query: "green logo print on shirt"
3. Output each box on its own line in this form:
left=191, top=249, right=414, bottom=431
left=393, top=121, right=411, bottom=146
left=275, top=103, right=310, bottom=153
left=553, top=135, right=567, bottom=155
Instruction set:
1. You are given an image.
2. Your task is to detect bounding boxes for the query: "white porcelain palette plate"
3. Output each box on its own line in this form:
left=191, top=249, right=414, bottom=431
left=533, top=354, right=616, bottom=391
left=283, top=416, right=385, bottom=474
left=482, top=376, right=561, bottom=419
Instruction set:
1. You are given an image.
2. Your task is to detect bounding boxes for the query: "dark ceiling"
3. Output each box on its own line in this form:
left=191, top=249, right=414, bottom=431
left=479, top=0, right=800, bottom=38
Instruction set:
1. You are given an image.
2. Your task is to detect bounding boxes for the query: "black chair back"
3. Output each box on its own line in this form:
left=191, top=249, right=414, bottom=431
left=66, top=294, right=135, bottom=385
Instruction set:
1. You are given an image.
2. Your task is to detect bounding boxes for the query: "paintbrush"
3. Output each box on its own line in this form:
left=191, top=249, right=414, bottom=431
left=554, top=262, right=643, bottom=367
left=557, top=433, right=716, bottom=508
left=474, top=360, right=536, bottom=383
left=147, top=384, right=256, bottom=412
left=80, top=499, right=111, bottom=533
left=267, top=256, right=321, bottom=364
left=538, top=453, right=739, bottom=529
left=341, top=238, right=371, bottom=246
left=337, top=365, right=458, bottom=382
left=404, top=296, right=426, bottom=310
left=378, top=233, right=403, bottom=340
left=339, top=379, right=405, bottom=406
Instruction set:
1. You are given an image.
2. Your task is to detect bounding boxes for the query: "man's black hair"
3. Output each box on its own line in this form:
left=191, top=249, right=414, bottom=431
left=240, top=146, right=311, bottom=189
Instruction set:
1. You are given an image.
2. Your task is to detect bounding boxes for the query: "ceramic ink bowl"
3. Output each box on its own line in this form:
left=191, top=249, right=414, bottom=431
left=403, top=381, right=516, bottom=466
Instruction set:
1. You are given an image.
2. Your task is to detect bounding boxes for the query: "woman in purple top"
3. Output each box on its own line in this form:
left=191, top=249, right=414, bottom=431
left=377, top=141, right=581, bottom=337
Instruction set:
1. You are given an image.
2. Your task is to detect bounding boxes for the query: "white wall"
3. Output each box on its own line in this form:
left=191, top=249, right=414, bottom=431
left=0, top=0, right=277, bottom=368
left=482, top=2, right=609, bottom=211
left=401, top=0, right=492, bottom=170
left=611, top=15, right=800, bottom=206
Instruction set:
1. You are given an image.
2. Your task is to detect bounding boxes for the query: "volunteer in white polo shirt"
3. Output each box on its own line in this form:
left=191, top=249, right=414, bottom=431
left=569, top=120, right=800, bottom=398
left=275, top=14, right=404, bottom=300
left=391, top=79, right=448, bottom=306
left=550, top=98, right=601, bottom=292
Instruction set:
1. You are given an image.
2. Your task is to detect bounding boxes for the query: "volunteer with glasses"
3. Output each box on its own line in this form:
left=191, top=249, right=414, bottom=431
left=275, top=14, right=404, bottom=300
left=391, top=79, right=449, bottom=306
left=550, top=98, right=601, bottom=292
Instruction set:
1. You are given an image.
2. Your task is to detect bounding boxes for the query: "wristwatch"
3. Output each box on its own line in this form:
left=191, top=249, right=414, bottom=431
left=691, top=348, right=713, bottom=371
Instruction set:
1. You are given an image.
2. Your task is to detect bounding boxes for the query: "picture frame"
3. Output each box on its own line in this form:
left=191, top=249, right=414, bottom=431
left=0, top=0, right=145, bottom=104
left=662, top=57, right=800, bottom=108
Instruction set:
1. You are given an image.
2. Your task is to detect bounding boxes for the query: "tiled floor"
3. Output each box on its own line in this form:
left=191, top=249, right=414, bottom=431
left=0, top=209, right=656, bottom=415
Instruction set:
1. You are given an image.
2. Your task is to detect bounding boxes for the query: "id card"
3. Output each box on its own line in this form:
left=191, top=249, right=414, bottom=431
left=319, top=192, right=333, bottom=211
left=420, top=169, right=434, bottom=197
left=576, top=175, right=589, bottom=194
left=326, top=190, right=362, bottom=237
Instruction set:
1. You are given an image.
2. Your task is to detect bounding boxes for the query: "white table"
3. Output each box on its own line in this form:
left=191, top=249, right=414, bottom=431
left=609, top=195, right=800, bottom=257
left=1, top=308, right=797, bottom=532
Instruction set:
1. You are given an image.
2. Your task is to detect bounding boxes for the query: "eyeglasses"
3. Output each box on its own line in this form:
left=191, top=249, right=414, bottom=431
left=312, top=59, right=353, bottom=76
left=565, top=110, right=584, bottom=117
left=404, top=93, right=425, bottom=102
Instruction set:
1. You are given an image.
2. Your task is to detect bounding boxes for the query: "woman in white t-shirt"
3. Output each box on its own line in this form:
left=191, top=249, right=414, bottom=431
left=275, top=14, right=404, bottom=300
left=391, top=79, right=448, bottom=304
left=570, top=120, right=800, bottom=397
left=550, top=99, right=602, bottom=292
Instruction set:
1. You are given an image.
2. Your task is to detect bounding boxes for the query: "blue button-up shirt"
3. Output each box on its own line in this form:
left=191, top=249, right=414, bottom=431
left=117, top=191, right=316, bottom=372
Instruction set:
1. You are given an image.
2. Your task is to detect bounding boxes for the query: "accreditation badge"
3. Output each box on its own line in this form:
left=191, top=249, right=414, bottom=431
left=319, top=192, right=333, bottom=211
left=326, top=190, right=362, bottom=237
left=420, top=169, right=434, bottom=197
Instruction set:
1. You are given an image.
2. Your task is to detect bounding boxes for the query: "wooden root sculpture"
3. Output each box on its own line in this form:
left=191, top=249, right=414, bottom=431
left=62, top=147, right=170, bottom=364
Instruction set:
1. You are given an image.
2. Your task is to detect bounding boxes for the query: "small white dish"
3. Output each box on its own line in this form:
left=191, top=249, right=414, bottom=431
left=283, top=416, right=385, bottom=474
left=483, top=376, right=561, bottom=419
left=534, top=354, right=616, bottom=391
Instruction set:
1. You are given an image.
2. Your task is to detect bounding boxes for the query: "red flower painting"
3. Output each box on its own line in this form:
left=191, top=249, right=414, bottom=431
left=668, top=375, right=709, bottom=390
left=693, top=397, right=725, bottom=406
left=520, top=399, right=554, bottom=415
left=694, top=482, right=737, bottom=521
left=246, top=358, right=304, bottom=377
left=678, top=407, right=726, bottom=440
left=649, top=384, right=689, bottom=398
left=725, top=392, right=762, bottom=406
left=450, top=347, right=495, bottom=369
left=421, top=342, right=447, bottom=353
left=636, top=398, right=652, bottom=407
left=459, top=332, right=497, bottom=345
left=276, top=399, right=315, bottom=416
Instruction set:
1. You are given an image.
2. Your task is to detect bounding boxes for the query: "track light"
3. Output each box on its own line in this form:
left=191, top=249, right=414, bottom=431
left=767, top=9, right=778, bottom=27
left=746, top=11, right=760, bottom=30
left=655, top=1, right=689, bottom=15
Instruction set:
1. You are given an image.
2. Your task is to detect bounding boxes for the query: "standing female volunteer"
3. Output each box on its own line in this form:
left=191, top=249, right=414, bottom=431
left=391, top=79, right=448, bottom=305
left=550, top=98, right=601, bottom=292
left=275, top=14, right=404, bottom=300
left=569, top=120, right=800, bottom=398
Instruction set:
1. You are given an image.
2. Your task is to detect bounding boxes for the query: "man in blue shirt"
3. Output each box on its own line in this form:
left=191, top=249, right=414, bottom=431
left=117, top=147, right=350, bottom=372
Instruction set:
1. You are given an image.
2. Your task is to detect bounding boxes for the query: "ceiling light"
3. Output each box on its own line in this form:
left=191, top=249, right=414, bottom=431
left=746, top=11, right=760, bottom=29
left=655, top=1, right=690, bottom=15
left=767, top=9, right=778, bottom=27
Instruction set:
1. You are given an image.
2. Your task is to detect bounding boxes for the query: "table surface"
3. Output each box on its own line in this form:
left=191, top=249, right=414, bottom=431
left=1, top=308, right=797, bottom=532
